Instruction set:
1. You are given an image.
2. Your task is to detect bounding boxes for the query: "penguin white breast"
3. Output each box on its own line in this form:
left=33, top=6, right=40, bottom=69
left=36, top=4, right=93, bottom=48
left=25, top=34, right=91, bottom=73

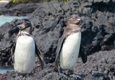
left=60, top=32, right=81, bottom=69
left=14, top=35, right=36, bottom=73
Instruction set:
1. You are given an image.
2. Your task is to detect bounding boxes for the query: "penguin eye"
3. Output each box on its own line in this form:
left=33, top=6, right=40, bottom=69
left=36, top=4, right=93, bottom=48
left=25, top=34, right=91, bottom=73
left=17, top=25, right=22, bottom=29
left=17, top=24, right=26, bottom=30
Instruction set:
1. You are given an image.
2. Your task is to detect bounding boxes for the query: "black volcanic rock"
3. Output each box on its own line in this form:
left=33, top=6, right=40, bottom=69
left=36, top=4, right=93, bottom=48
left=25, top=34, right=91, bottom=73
left=0, top=3, right=40, bottom=16
left=0, top=0, right=115, bottom=66
left=0, top=0, right=115, bottom=79
left=30, top=0, right=115, bottom=63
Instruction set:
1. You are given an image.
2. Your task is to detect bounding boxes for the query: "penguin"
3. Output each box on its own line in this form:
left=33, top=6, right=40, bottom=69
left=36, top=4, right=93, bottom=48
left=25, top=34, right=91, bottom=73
left=55, top=15, right=84, bottom=73
left=9, top=19, right=44, bottom=74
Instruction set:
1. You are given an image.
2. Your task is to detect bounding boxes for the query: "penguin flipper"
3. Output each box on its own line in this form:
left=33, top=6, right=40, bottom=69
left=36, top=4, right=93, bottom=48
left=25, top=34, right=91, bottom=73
left=79, top=46, right=87, bottom=63
left=11, top=42, right=16, bottom=54
left=11, top=42, right=16, bottom=65
left=55, top=35, right=66, bottom=70
left=35, top=43, right=45, bottom=69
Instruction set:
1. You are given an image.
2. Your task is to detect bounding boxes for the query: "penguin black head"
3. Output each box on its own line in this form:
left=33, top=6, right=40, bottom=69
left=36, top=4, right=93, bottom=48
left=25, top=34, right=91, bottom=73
left=17, top=19, right=32, bottom=30
left=9, top=19, right=33, bottom=36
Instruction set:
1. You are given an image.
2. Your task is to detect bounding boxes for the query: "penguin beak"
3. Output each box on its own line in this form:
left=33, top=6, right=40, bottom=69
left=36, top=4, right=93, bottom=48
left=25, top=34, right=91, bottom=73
left=75, top=17, right=81, bottom=25
left=77, top=18, right=81, bottom=21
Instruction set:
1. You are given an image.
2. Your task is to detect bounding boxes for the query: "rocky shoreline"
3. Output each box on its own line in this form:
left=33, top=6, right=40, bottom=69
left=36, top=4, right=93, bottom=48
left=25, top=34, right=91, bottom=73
left=0, top=0, right=115, bottom=80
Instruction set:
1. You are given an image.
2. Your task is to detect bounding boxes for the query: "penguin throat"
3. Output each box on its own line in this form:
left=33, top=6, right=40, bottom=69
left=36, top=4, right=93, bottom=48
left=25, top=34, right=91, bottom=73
left=18, top=31, right=31, bottom=36
left=64, top=25, right=81, bottom=37
left=67, top=23, right=80, bottom=30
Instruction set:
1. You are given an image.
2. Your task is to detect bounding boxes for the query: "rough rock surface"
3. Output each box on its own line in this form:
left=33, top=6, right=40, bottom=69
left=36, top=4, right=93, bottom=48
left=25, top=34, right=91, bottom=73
left=30, top=0, right=115, bottom=63
left=0, top=3, right=41, bottom=16
left=0, top=0, right=115, bottom=80
left=0, top=50, right=115, bottom=80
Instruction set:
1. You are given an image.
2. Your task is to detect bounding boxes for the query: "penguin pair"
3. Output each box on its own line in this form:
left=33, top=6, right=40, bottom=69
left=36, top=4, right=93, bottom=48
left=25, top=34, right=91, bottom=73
left=54, top=15, right=87, bottom=74
left=9, top=15, right=87, bottom=74
left=9, top=19, right=44, bottom=74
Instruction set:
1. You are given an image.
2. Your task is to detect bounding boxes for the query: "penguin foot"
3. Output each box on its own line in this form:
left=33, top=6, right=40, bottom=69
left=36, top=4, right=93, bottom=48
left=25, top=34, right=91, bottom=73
left=15, top=70, right=34, bottom=76
left=53, top=66, right=59, bottom=72
left=39, top=61, right=46, bottom=70
left=53, top=64, right=60, bottom=73
left=67, top=70, right=74, bottom=76
left=16, top=72, right=27, bottom=76
left=61, top=69, right=74, bottom=76
left=43, top=62, right=47, bottom=69
left=81, top=54, right=87, bottom=63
